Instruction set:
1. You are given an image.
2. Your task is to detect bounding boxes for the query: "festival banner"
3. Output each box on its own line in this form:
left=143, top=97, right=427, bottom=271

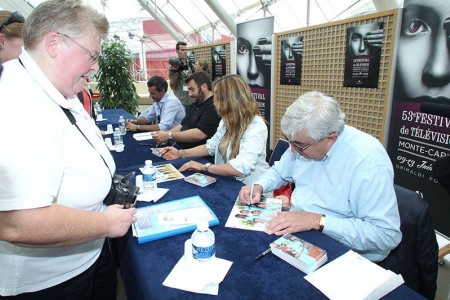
left=236, top=16, right=274, bottom=122
left=280, top=35, right=303, bottom=85
left=211, top=45, right=226, bottom=80
left=387, top=0, right=450, bottom=237
left=343, top=22, right=384, bottom=88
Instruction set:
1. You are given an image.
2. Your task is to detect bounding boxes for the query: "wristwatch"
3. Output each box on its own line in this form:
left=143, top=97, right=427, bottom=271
left=319, top=214, right=326, bottom=232
left=204, top=163, right=211, bottom=173
left=136, top=125, right=141, bottom=131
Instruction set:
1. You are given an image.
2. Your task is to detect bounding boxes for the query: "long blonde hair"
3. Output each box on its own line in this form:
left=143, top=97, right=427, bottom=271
left=213, top=74, right=263, bottom=159
left=0, top=11, right=24, bottom=39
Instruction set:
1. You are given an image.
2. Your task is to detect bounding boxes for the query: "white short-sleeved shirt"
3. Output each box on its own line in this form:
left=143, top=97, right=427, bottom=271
left=0, top=50, right=115, bottom=296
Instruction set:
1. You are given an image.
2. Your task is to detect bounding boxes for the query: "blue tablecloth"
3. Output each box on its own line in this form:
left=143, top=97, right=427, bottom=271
left=100, top=109, right=425, bottom=300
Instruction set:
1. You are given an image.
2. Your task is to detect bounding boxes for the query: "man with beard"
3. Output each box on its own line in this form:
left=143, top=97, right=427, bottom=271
left=152, top=71, right=221, bottom=150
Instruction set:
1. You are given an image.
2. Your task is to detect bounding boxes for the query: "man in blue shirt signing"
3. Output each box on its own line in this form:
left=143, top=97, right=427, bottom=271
left=239, top=91, right=401, bottom=262
left=126, top=76, right=185, bottom=132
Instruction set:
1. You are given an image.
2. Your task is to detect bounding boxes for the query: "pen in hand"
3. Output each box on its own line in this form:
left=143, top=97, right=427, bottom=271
left=249, top=182, right=254, bottom=209
left=160, top=149, right=170, bottom=157
left=253, top=248, right=271, bottom=261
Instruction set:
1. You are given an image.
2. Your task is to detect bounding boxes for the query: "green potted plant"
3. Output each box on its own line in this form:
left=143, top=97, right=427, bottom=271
left=96, top=38, right=140, bottom=115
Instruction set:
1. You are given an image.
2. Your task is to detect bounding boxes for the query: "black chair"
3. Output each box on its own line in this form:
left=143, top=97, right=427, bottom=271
left=268, top=138, right=289, bottom=166
left=378, top=185, right=439, bottom=300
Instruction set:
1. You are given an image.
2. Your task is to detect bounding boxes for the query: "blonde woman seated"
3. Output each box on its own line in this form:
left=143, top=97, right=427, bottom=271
left=162, top=74, right=270, bottom=185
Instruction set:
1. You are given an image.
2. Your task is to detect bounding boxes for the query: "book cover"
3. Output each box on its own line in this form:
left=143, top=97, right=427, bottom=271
left=132, top=195, right=219, bottom=244
left=139, top=163, right=185, bottom=183
left=184, top=172, right=216, bottom=187
left=270, top=233, right=328, bottom=274
left=225, top=196, right=282, bottom=232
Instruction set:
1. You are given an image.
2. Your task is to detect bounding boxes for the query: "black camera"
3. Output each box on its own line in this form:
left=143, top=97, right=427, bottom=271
left=168, top=57, right=182, bottom=68
left=103, top=171, right=140, bottom=208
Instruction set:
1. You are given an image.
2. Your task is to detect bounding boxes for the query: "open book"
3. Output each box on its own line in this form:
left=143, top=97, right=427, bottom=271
left=225, top=196, right=282, bottom=231
left=139, top=163, right=184, bottom=183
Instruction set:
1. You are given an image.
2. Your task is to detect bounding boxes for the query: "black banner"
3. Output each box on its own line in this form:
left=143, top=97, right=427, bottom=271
left=387, top=0, right=450, bottom=237
left=236, top=16, right=274, bottom=121
left=280, top=36, right=303, bottom=85
left=211, top=45, right=226, bottom=80
left=343, top=22, right=383, bottom=88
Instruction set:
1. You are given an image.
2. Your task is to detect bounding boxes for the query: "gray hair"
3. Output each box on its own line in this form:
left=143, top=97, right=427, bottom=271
left=281, top=91, right=345, bottom=141
left=23, top=0, right=109, bottom=50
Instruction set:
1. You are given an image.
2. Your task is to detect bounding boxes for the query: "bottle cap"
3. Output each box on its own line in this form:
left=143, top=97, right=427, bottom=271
left=196, top=220, right=209, bottom=231
left=145, top=160, right=153, bottom=166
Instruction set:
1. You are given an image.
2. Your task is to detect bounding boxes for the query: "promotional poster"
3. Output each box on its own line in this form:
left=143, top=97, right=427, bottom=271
left=387, top=0, right=450, bottom=237
left=343, top=22, right=384, bottom=88
left=280, top=35, right=303, bottom=85
left=236, top=16, right=274, bottom=122
left=211, top=45, right=226, bottom=80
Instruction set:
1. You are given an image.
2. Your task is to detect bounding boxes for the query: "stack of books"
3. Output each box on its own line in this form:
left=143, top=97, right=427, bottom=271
left=270, top=233, right=328, bottom=274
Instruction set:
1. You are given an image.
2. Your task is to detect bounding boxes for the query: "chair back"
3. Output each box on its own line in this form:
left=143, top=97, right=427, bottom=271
left=378, top=184, right=438, bottom=299
left=269, top=139, right=289, bottom=166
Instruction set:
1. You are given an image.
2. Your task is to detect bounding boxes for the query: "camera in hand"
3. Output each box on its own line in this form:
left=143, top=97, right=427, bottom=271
left=104, top=171, right=140, bottom=208
left=168, top=57, right=182, bottom=68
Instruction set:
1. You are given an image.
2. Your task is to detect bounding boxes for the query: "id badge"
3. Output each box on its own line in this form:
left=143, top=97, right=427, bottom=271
left=183, top=85, right=188, bottom=92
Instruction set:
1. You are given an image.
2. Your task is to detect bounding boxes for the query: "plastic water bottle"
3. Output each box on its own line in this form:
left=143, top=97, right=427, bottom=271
left=118, top=115, right=126, bottom=135
left=142, top=160, right=157, bottom=191
left=113, top=128, right=124, bottom=152
left=95, top=103, right=103, bottom=120
left=191, top=220, right=215, bottom=261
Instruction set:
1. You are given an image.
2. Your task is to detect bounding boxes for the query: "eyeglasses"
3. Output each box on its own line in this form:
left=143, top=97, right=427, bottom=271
left=283, top=134, right=321, bottom=154
left=0, top=11, right=25, bottom=31
left=58, top=33, right=100, bottom=63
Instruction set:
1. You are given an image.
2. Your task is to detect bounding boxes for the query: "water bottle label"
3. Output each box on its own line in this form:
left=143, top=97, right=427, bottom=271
left=143, top=173, right=156, bottom=182
left=192, top=244, right=215, bottom=260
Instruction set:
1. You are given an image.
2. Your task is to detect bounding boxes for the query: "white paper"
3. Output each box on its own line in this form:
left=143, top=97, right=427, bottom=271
left=304, top=250, right=404, bottom=300
left=163, top=253, right=233, bottom=295
left=105, top=138, right=115, bottom=150
left=136, top=188, right=169, bottom=203
left=105, top=124, right=114, bottom=135
left=133, top=132, right=153, bottom=141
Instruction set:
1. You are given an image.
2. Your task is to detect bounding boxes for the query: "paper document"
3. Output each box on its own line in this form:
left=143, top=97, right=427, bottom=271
left=304, top=250, right=404, bottom=300
left=133, top=132, right=153, bottom=141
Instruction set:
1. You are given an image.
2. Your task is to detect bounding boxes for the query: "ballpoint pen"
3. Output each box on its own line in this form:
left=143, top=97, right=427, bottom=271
left=160, top=149, right=170, bottom=157
left=253, top=248, right=271, bottom=261
left=249, top=182, right=254, bottom=209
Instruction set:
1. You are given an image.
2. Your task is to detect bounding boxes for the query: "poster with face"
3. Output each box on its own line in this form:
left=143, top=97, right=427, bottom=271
left=343, top=22, right=384, bottom=88
left=280, top=35, right=303, bottom=85
left=211, top=45, right=226, bottom=80
left=387, top=0, right=450, bottom=237
left=236, top=16, right=274, bottom=121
